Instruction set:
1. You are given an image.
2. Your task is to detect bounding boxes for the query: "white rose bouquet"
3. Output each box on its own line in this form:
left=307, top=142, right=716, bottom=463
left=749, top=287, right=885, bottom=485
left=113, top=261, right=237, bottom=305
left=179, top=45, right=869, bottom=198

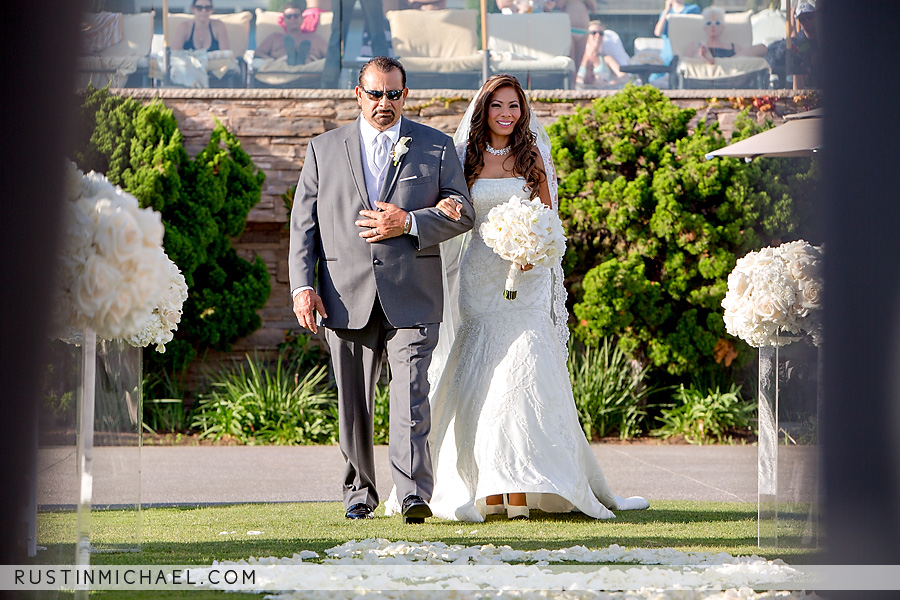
left=721, top=240, right=823, bottom=347
left=480, top=194, right=566, bottom=300
left=53, top=161, right=185, bottom=345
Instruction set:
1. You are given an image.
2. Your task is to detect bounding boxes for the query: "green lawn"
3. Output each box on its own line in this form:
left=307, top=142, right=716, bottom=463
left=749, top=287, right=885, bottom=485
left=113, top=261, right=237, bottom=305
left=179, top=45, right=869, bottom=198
left=34, top=500, right=820, bottom=599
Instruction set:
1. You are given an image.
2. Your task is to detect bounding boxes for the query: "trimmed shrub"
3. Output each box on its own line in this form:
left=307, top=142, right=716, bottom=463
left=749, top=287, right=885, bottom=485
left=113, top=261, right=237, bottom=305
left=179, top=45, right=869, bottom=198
left=73, top=86, right=270, bottom=391
left=548, top=85, right=817, bottom=383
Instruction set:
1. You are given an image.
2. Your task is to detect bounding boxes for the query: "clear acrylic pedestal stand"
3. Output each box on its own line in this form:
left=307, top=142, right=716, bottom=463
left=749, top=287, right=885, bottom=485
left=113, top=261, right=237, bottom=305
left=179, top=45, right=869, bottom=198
left=757, top=332, right=820, bottom=549
left=36, top=330, right=142, bottom=598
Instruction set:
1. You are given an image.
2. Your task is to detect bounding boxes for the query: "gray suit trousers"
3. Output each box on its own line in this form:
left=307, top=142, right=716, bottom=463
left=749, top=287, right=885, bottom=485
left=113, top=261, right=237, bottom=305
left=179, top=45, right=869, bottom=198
left=325, top=298, right=438, bottom=509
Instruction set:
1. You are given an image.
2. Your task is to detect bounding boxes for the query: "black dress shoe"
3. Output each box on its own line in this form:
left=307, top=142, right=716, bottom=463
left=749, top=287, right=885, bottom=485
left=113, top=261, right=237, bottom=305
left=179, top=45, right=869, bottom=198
left=401, top=495, right=432, bottom=524
left=345, top=503, right=374, bottom=520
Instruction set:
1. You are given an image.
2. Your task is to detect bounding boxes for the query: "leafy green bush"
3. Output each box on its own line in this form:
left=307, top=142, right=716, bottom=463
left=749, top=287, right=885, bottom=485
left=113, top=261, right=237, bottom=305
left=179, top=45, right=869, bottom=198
left=191, top=355, right=337, bottom=445
left=143, top=399, right=190, bottom=434
left=653, top=383, right=755, bottom=444
left=567, top=338, right=652, bottom=440
left=548, top=85, right=817, bottom=382
left=372, top=381, right=391, bottom=445
left=277, top=330, right=328, bottom=374
left=73, top=86, right=270, bottom=390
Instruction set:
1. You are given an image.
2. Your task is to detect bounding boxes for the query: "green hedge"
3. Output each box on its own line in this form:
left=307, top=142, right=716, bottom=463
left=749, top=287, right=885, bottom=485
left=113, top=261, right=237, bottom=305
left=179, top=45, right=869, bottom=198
left=73, top=86, right=270, bottom=390
left=549, top=85, right=817, bottom=385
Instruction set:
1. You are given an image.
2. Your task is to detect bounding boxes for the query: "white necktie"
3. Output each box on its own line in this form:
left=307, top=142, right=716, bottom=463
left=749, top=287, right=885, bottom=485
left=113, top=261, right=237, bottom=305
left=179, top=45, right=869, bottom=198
left=373, top=133, right=390, bottom=174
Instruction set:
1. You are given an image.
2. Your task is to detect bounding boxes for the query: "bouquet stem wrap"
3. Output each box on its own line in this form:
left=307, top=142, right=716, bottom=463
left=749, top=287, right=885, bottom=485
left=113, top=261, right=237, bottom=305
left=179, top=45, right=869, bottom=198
left=504, top=263, right=520, bottom=300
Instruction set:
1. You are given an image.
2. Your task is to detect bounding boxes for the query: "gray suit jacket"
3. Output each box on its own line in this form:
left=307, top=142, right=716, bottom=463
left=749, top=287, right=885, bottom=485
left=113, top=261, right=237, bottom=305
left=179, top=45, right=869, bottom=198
left=289, top=116, right=474, bottom=329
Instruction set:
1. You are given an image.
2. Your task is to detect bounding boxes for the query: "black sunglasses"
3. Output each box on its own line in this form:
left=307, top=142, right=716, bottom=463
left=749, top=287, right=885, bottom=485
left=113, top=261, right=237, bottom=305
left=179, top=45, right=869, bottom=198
left=362, top=88, right=404, bottom=101
left=589, top=30, right=604, bottom=36
left=283, top=12, right=301, bottom=18
left=193, top=4, right=213, bottom=10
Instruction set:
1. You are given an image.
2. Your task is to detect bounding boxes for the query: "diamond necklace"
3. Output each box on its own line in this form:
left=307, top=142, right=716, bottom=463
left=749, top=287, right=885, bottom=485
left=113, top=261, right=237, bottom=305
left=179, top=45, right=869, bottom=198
left=485, top=142, right=511, bottom=156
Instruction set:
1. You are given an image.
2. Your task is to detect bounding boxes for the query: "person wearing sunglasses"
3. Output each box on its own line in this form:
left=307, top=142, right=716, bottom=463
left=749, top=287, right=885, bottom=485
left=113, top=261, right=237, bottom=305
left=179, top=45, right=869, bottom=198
left=256, top=2, right=327, bottom=65
left=289, top=56, right=474, bottom=525
left=576, top=20, right=634, bottom=89
left=684, top=6, right=766, bottom=65
left=171, top=0, right=230, bottom=52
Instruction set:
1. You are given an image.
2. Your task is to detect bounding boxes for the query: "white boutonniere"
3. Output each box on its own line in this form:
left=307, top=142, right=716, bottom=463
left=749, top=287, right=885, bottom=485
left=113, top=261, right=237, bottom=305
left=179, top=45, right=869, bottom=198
left=392, top=136, right=412, bottom=166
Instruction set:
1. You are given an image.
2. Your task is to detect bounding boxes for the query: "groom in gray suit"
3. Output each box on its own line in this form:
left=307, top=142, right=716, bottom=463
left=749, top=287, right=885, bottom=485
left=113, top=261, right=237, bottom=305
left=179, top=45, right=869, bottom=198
left=289, top=57, right=474, bottom=523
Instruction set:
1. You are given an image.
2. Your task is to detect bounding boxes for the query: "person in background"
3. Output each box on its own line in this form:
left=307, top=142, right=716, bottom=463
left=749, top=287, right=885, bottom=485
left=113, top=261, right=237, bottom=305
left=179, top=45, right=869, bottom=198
left=541, top=0, right=592, bottom=72
left=256, top=2, right=327, bottom=65
left=683, top=6, right=767, bottom=65
left=766, top=1, right=820, bottom=89
left=171, top=0, right=230, bottom=52
left=654, top=0, right=700, bottom=65
left=322, top=1, right=392, bottom=86
left=576, top=21, right=633, bottom=89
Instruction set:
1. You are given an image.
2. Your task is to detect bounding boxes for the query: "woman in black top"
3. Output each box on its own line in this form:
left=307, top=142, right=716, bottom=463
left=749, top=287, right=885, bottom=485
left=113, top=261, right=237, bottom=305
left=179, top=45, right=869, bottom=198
left=172, top=0, right=230, bottom=52
left=685, top=6, right=765, bottom=65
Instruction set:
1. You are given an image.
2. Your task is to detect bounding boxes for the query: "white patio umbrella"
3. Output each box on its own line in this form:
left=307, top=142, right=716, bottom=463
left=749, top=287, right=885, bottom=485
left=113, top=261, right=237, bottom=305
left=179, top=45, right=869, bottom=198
left=705, top=108, right=822, bottom=160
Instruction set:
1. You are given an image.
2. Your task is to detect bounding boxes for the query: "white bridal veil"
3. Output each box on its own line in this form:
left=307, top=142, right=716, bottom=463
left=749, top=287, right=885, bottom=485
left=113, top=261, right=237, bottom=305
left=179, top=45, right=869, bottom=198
left=428, top=83, right=570, bottom=391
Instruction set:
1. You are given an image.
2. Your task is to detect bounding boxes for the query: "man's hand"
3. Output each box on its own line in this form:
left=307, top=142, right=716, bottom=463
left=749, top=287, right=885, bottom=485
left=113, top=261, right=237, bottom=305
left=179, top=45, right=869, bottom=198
left=436, top=197, right=463, bottom=221
left=293, top=289, right=327, bottom=334
left=356, top=202, right=408, bottom=243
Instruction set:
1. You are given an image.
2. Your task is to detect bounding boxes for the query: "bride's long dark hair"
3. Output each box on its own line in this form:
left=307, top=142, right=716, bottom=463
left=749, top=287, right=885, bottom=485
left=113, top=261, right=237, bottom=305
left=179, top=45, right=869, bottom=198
left=464, top=74, right=545, bottom=201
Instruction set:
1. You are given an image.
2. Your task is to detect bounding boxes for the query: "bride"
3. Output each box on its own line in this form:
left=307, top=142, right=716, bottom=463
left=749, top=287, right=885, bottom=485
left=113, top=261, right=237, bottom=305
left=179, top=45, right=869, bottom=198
left=389, top=74, right=649, bottom=521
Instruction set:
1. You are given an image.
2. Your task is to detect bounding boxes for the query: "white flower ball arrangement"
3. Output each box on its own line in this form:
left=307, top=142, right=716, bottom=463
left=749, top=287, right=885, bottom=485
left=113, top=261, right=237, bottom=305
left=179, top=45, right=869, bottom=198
left=53, top=161, right=185, bottom=347
left=721, top=240, right=823, bottom=348
left=480, top=194, right=566, bottom=299
left=124, top=257, right=188, bottom=352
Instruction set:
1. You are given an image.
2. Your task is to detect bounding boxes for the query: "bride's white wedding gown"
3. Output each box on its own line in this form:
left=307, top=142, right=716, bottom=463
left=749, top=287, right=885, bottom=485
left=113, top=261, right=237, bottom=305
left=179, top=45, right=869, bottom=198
left=422, top=177, right=647, bottom=522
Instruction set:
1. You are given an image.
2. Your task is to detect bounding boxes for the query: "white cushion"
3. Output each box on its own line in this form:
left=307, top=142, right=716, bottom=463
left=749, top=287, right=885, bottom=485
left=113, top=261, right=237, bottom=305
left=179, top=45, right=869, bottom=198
left=677, top=55, right=770, bottom=87
left=87, top=12, right=154, bottom=58
left=751, top=8, right=787, bottom=46
left=386, top=9, right=479, bottom=59
left=633, top=37, right=664, bottom=52
left=76, top=56, right=139, bottom=88
left=487, top=13, right=572, bottom=60
left=252, top=56, right=326, bottom=86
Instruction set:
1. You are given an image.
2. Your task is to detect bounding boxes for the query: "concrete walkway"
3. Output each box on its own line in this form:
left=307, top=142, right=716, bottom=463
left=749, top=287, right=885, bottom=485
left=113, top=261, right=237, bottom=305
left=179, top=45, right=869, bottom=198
left=38, top=443, right=792, bottom=508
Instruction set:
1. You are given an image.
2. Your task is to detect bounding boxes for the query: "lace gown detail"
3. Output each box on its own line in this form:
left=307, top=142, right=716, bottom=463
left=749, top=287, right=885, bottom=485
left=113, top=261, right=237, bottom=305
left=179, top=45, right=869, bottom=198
left=427, top=177, right=619, bottom=521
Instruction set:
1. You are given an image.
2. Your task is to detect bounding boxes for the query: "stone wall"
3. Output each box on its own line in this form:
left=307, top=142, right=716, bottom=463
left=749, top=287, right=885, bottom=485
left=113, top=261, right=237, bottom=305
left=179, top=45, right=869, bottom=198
left=122, top=87, right=810, bottom=389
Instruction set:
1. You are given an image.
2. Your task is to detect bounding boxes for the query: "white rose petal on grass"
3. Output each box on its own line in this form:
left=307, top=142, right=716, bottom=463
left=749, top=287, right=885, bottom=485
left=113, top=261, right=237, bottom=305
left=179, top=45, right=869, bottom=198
left=203, top=538, right=813, bottom=598
left=247, top=531, right=263, bottom=536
